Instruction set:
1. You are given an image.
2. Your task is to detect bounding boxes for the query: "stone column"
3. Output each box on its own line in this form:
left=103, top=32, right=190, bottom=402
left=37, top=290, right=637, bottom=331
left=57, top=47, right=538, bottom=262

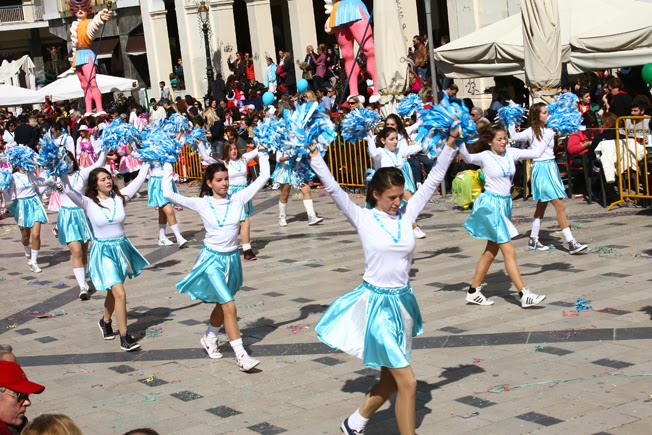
left=176, top=0, right=210, bottom=99
left=209, top=0, right=238, bottom=80
left=244, top=0, right=276, bottom=81
left=287, top=0, right=317, bottom=82
left=141, top=0, right=173, bottom=99
left=42, top=0, right=61, bottom=20
left=30, top=29, right=45, bottom=83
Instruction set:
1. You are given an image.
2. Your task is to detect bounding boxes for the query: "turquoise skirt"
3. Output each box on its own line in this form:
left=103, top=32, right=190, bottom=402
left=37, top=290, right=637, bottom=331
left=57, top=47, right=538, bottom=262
left=75, top=48, right=96, bottom=67
left=88, top=236, right=149, bottom=291
left=57, top=206, right=93, bottom=245
left=228, top=184, right=253, bottom=221
left=316, top=281, right=422, bottom=369
left=176, top=246, right=243, bottom=304
left=9, top=195, right=48, bottom=229
left=147, top=176, right=178, bottom=207
left=532, top=159, right=566, bottom=202
left=271, top=162, right=291, bottom=185
left=402, top=161, right=416, bottom=194
left=334, top=0, right=369, bottom=27
left=463, top=191, right=518, bottom=244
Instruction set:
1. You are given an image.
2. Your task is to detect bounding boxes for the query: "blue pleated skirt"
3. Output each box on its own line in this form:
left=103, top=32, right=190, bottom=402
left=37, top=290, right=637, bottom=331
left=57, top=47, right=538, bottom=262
left=88, top=236, right=149, bottom=291
left=9, top=195, right=48, bottom=229
left=271, top=162, right=291, bottom=185
left=315, top=281, right=422, bottom=369
left=335, top=0, right=369, bottom=26
left=532, top=159, right=566, bottom=202
left=147, top=176, right=178, bottom=207
left=463, top=191, right=518, bottom=244
left=176, top=246, right=243, bottom=304
left=75, top=49, right=96, bottom=67
left=228, top=184, right=253, bottom=221
left=402, top=161, right=416, bottom=193
left=57, top=206, right=93, bottom=245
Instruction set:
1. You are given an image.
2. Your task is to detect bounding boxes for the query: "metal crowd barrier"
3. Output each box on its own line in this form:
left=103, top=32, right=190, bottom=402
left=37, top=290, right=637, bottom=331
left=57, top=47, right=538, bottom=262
left=174, top=145, right=204, bottom=181
left=608, top=116, right=652, bottom=210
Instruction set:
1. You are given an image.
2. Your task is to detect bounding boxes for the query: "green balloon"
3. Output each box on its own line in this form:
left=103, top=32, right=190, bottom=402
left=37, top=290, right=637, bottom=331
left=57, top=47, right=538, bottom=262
left=642, top=63, right=652, bottom=85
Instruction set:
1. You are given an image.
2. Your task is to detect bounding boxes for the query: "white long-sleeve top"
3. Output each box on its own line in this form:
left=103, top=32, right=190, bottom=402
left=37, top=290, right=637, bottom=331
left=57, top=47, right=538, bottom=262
left=458, top=142, right=547, bottom=196
left=508, top=125, right=556, bottom=162
left=198, top=142, right=219, bottom=166
left=228, top=150, right=257, bottom=185
left=61, top=165, right=149, bottom=239
left=4, top=172, right=51, bottom=200
left=149, top=162, right=164, bottom=177
left=162, top=155, right=270, bottom=252
left=366, top=135, right=422, bottom=170
left=54, top=132, right=75, bottom=155
left=59, top=152, right=107, bottom=208
left=310, top=145, right=457, bottom=288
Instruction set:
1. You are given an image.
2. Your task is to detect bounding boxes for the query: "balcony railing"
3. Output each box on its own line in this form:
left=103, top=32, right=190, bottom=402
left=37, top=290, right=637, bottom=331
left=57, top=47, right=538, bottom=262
left=0, top=3, right=45, bottom=25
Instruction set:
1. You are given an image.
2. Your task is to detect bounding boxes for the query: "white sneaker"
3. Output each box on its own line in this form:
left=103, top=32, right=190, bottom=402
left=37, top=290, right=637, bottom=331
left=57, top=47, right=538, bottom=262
left=308, top=214, right=324, bottom=225
left=177, top=237, right=188, bottom=248
left=236, top=353, right=260, bottom=372
left=527, top=237, right=549, bottom=252
left=568, top=239, right=588, bottom=255
left=79, top=284, right=90, bottom=301
left=413, top=227, right=426, bottom=239
left=200, top=335, right=223, bottom=359
left=29, top=261, right=42, bottom=273
left=25, top=256, right=31, bottom=265
left=465, top=285, right=494, bottom=306
left=271, top=183, right=280, bottom=190
left=279, top=216, right=288, bottom=227
left=158, top=237, right=174, bottom=246
left=516, top=286, right=546, bottom=308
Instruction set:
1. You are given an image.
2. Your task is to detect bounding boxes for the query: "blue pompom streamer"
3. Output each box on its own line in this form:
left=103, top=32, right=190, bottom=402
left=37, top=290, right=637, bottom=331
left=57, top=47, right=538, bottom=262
left=0, top=168, right=11, bottom=191
left=163, top=113, right=193, bottom=135
left=138, top=129, right=183, bottom=165
left=341, top=108, right=381, bottom=143
left=184, top=127, right=209, bottom=151
left=6, top=145, right=37, bottom=173
left=100, top=118, right=142, bottom=152
left=396, top=94, right=424, bottom=118
left=547, top=92, right=581, bottom=136
left=497, top=101, right=527, bottom=127
left=253, top=117, right=287, bottom=153
left=283, top=102, right=336, bottom=159
left=289, top=157, right=316, bottom=188
left=37, top=136, right=72, bottom=176
left=575, top=297, right=593, bottom=312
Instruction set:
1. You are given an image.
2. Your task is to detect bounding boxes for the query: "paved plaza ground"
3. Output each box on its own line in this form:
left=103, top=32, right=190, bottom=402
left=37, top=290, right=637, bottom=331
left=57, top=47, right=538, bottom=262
left=1, top=183, right=651, bottom=435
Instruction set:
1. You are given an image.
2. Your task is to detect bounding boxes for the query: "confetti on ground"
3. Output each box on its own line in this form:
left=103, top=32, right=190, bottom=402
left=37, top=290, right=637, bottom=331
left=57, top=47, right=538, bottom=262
left=588, top=246, right=621, bottom=257
left=334, top=252, right=345, bottom=257
left=37, top=310, right=66, bottom=319
left=7, top=324, right=17, bottom=329
left=144, top=396, right=157, bottom=402
left=571, top=223, right=584, bottom=230
left=575, top=297, right=593, bottom=312
left=52, top=283, right=67, bottom=289
left=457, top=412, right=480, bottom=419
left=532, top=346, right=545, bottom=352
left=428, top=199, right=445, bottom=204
left=288, top=324, right=311, bottom=334
left=472, top=358, right=482, bottom=363
left=0, top=277, right=5, bottom=282
left=91, top=384, right=102, bottom=388
left=144, top=376, right=155, bottom=383
left=145, top=326, right=163, bottom=338
left=562, top=310, right=580, bottom=317
left=548, top=325, right=596, bottom=340
left=29, top=280, right=49, bottom=286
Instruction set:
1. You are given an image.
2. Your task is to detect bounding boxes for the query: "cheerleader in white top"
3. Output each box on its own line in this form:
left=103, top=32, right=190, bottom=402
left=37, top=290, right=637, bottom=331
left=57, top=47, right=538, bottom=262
left=57, top=150, right=106, bottom=300
left=147, top=161, right=187, bottom=248
left=198, top=141, right=260, bottom=261
left=366, top=128, right=427, bottom=239
left=161, top=151, right=270, bottom=372
left=62, top=164, right=149, bottom=351
left=458, top=124, right=548, bottom=308
left=310, top=136, right=457, bottom=435
left=272, top=150, right=324, bottom=227
left=508, top=103, right=588, bottom=255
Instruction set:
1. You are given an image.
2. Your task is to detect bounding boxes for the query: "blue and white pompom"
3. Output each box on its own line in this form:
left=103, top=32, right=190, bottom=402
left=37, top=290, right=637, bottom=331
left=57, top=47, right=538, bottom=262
left=37, top=136, right=71, bottom=176
left=184, top=127, right=209, bottom=151
left=6, top=145, right=37, bottom=173
left=100, top=118, right=141, bottom=152
left=341, top=108, right=381, bottom=143
left=283, top=102, right=336, bottom=159
left=497, top=101, right=527, bottom=127
left=253, top=117, right=287, bottom=153
left=163, top=113, right=193, bottom=135
left=0, top=169, right=11, bottom=191
left=138, top=129, right=183, bottom=165
left=290, top=158, right=316, bottom=188
left=396, top=93, right=424, bottom=118
left=547, top=92, right=581, bottom=136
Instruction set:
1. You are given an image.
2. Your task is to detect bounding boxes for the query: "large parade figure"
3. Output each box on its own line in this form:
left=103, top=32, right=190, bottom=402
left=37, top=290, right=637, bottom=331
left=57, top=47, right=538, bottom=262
left=68, top=0, right=114, bottom=117
left=324, top=0, right=380, bottom=103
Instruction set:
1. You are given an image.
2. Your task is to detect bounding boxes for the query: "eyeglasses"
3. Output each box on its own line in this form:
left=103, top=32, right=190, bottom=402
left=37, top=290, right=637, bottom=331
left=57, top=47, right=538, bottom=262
left=3, top=390, right=29, bottom=403
left=348, top=101, right=356, bottom=104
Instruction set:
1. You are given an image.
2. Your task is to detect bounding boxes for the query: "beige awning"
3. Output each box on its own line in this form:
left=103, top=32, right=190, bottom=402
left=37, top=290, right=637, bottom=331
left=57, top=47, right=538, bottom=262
left=125, top=35, right=146, bottom=56
left=95, top=37, right=120, bottom=60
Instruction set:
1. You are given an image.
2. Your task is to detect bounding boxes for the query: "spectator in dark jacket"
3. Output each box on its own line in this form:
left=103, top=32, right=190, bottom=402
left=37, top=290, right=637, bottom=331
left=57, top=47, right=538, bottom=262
left=13, top=116, right=37, bottom=149
left=283, top=52, right=296, bottom=95
left=211, top=73, right=227, bottom=102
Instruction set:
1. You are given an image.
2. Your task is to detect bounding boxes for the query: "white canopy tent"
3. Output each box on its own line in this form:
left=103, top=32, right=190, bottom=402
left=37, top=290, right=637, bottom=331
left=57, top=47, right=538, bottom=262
left=0, top=55, right=37, bottom=90
left=434, top=0, right=652, bottom=78
left=38, top=74, right=138, bottom=102
left=0, top=85, right=44, bottom=106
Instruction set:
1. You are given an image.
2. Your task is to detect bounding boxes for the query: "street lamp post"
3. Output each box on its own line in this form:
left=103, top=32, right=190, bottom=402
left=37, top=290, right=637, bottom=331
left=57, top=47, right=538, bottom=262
left=198, top=1, right=214, bottom=99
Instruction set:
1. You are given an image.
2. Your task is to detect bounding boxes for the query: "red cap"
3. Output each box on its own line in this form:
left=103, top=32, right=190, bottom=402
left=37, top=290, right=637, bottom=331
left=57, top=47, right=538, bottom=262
left=0, top=362, right=45, bottom=394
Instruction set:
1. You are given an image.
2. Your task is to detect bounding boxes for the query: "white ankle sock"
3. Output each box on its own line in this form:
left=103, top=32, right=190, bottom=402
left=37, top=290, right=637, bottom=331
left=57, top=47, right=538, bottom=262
left=348, top=409, right=369, bottom=431
left=205, top=324, right=221, bottom=339
left=530, top=218, right=542, bottom=239
left=242, top=243, right=252, bottom=251
left=73, top=268, right=86, bottom=289
left=170, top=224, right=182, bottom=239
left=303, top=199, right=315, bottom=216
left=30, top=250, right=39, bottom=264
left=23, top=246, right=31, bottom=257
left=279, top=202, right=287, bottom=217
left=561, top=227, right=574, bottom=242
left=230, top=338, right=245, bottom=356
left=158, top=224, right=166, bottom=239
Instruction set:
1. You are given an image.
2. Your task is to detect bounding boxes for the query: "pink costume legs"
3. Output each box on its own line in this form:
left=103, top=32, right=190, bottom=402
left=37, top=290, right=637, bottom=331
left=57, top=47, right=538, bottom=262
left=77, top=62, right=104, bottom=115
left=335, top=11, right=379, bottom=99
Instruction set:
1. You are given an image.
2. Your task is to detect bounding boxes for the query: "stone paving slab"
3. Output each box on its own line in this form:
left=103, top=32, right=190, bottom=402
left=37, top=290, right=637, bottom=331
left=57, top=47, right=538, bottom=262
left=1, top=184, right=651, bottom=434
